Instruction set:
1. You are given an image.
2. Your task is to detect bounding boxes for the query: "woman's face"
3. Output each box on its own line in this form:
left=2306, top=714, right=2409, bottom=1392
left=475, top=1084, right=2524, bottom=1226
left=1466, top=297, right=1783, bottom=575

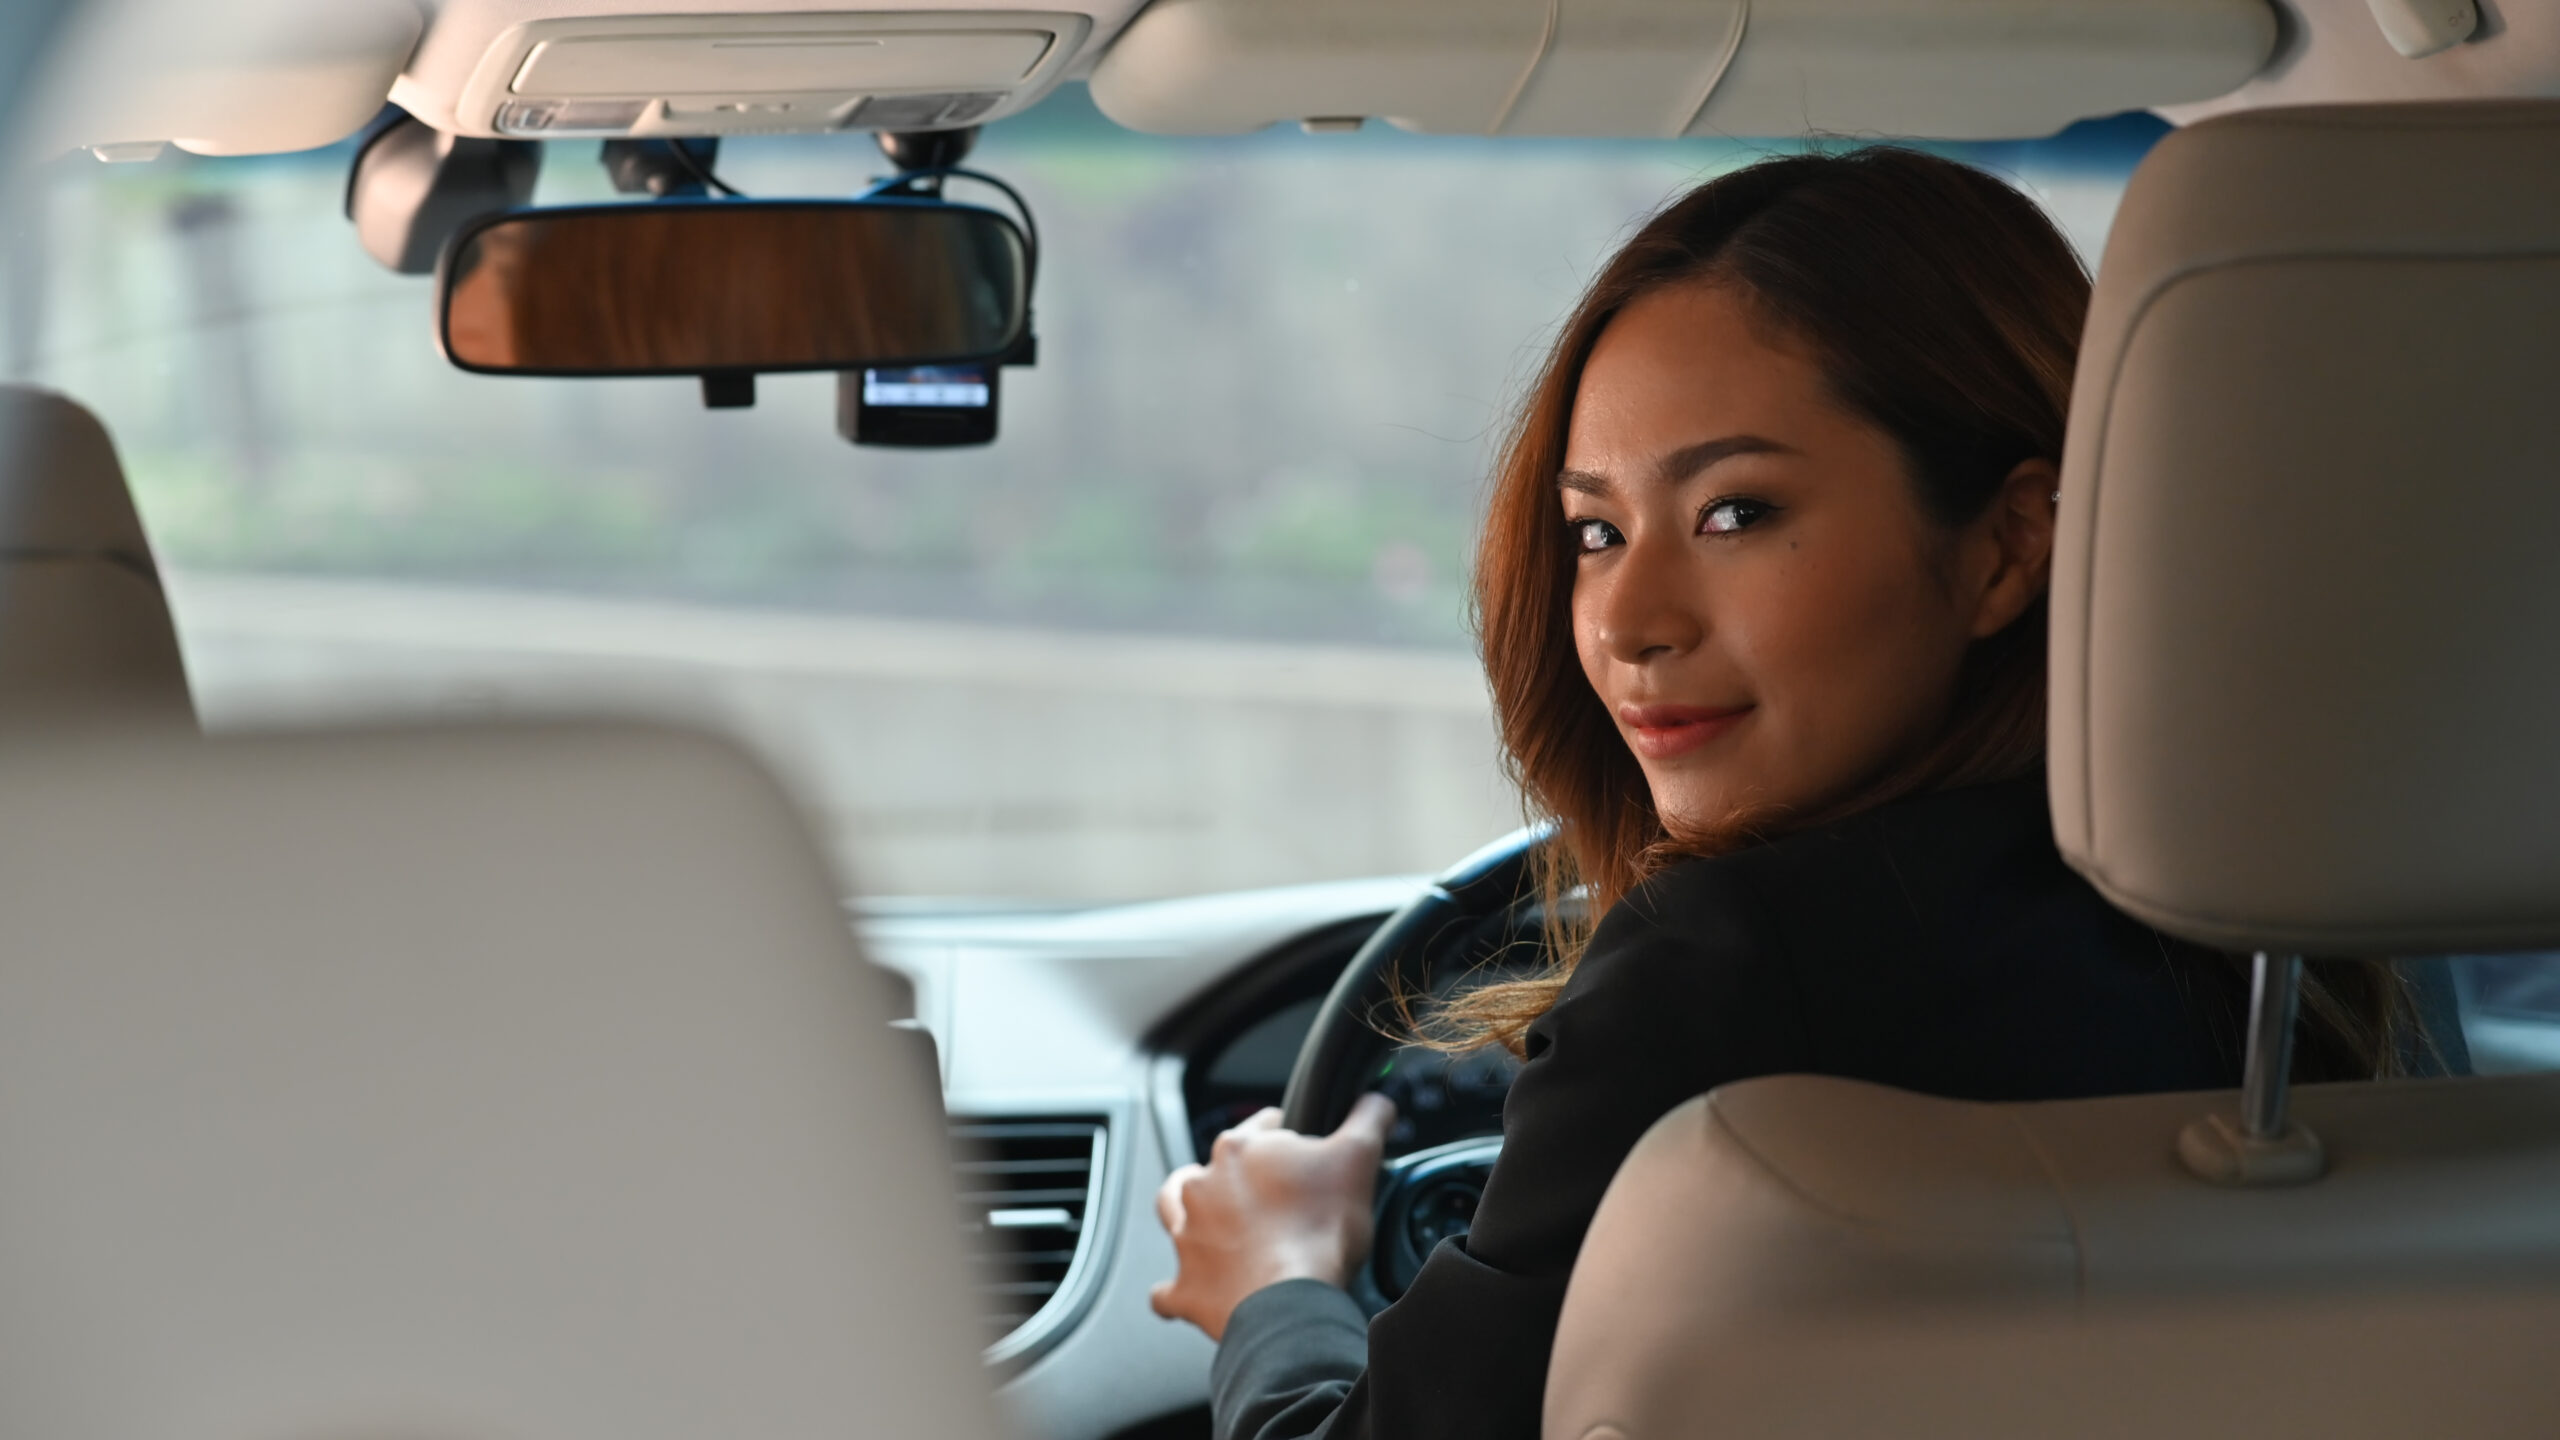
left=1562, top=279, right=2050, bottom=833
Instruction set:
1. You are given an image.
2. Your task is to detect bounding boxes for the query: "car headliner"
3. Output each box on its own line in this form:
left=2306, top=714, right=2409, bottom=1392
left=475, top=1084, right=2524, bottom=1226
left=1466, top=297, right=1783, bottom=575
left=18, top=0, right=2560, bottom=165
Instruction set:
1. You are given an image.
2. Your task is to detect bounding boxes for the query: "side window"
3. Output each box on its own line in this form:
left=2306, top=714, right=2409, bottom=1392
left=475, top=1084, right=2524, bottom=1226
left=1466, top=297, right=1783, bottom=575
left=2448, top=956, right=2560, bottom=1074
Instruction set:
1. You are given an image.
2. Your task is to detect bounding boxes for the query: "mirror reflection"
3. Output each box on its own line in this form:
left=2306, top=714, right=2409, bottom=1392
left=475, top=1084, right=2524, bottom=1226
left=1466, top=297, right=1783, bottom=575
left=440, top=202, right=1028, bottom=375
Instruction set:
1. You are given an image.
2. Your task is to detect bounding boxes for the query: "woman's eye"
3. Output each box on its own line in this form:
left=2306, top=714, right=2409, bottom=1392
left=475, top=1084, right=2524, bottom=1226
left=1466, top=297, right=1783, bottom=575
left=1571, top=518, right=1623, bottom=554
left=1699, top=497, right=1775, bottom=536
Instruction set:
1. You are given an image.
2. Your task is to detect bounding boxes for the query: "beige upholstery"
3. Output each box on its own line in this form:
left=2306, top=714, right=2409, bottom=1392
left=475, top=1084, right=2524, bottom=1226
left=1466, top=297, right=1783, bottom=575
left=1551, top=1074, right=2560, bottom=1437
left=0, top=385, right=192, bottom=725
left=2049, top=103, right=2560, bottom=956
left=1558, top=1286, right=2560, bottom=1440
left=0, top=725, right=1001, bottom=1440
left=1552, top=1074, right=2560, bottom=1368
left=1549, top=103, right=2560, bottom=1438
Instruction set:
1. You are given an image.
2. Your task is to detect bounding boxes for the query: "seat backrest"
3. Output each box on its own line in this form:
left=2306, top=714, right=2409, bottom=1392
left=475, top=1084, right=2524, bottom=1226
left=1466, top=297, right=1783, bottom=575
left=0, top=385, right=192, bottom=725
left=1548, top=101, right=2560, bottom=1438
left=1551, top=1071, right=2560, bottom=1436
left=1556, top=1281, right=2560, bottom=1440
left=0, top=724, right=1001, bottom=1440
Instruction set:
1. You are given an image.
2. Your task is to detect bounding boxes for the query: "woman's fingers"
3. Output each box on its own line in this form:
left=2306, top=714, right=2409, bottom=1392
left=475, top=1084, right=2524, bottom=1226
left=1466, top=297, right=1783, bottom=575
left=1333, top=1092, right=1398, bottom=1154
left=1156, top=1163, right=1204, bottom=1233
left=1150, top=1275, right=1224, bottom=1340
left=1148, top=1096, right=1402, bottom=1339
left=1210, top=1106, right=1285, bottom=1163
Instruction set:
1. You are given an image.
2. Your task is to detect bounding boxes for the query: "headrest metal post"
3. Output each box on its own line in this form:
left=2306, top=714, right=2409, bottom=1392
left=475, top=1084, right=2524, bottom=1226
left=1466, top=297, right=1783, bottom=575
left=2240, top=951, right=2303, bottom=1141
left=2177, top=951, right=2325, bottom=1186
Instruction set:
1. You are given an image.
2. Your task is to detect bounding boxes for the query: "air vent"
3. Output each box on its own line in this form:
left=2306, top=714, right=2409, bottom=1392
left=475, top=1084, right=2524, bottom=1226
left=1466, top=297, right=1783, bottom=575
left=952, top=1118, right=1106, bottom=1351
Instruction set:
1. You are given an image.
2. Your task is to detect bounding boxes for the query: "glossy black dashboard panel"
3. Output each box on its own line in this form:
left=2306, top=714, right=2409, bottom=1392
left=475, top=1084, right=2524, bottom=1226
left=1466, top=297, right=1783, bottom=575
left=1372, top=1041, right=1519, bottom=1155
left=1160, top=916, right=1369, bottom=1157
left=1189, top=1002, right=1520, bottom=1158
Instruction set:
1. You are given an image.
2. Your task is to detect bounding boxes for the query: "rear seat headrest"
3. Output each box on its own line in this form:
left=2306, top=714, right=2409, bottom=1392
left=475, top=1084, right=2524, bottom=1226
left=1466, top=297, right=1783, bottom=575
left=2050, top=102, right=2560, bottom=957
left=0, top=385, right=192, bottom=725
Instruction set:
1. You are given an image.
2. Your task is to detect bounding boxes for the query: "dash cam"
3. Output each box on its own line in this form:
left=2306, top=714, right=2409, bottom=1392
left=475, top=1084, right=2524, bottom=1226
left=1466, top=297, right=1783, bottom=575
left=839, top=364, right=998, bottom=448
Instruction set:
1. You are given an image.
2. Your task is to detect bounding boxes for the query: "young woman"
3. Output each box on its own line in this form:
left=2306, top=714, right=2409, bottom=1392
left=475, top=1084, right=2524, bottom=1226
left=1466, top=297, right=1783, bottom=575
left=1149, top=147, right=2439, bottom=1440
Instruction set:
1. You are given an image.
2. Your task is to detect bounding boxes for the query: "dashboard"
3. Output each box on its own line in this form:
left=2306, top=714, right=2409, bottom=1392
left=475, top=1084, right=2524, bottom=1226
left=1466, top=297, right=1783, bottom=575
left=858, top=874, right=1522, bottom=1440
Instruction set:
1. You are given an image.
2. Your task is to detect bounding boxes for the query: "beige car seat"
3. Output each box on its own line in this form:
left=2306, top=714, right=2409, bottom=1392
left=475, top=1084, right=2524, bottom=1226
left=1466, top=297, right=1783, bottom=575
left=1546, top=101, right=2560, bottom=1438
left=0, top=725, right=1002, bottom=1440
left=0, top=384, right=192, bottom=724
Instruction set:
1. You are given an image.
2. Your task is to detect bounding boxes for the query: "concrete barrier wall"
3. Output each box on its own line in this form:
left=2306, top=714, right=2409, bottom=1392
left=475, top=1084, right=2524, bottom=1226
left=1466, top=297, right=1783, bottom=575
left=168, top=571, right=1524, bottom=900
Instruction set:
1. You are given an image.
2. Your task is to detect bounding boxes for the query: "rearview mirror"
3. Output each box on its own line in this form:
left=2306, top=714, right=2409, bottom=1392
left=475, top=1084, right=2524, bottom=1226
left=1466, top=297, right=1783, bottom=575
left=437, top=200, right=1029, bottom=377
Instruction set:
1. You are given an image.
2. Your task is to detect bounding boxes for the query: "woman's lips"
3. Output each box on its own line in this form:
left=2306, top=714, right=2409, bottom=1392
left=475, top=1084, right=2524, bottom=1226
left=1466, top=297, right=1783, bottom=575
left=1618, top=702, right=1753, bottom=761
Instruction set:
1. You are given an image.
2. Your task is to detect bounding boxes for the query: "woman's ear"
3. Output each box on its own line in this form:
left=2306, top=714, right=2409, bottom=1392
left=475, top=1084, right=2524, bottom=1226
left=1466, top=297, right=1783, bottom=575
left=1963, top=457, right=2059, bottom=639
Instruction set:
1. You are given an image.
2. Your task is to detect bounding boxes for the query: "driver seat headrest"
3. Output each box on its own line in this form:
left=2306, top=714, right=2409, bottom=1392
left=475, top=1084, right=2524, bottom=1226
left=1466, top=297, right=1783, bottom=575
left=0, top=386, right=193, bottom=727
left=2049, top=100, right=2560, bottom=957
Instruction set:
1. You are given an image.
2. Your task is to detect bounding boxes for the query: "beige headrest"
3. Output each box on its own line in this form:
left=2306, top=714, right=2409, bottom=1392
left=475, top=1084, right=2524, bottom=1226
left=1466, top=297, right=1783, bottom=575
left=2050, top=103, right=2560, bottom=957
left=0, top=724, right=999, bottom=1438
left=0, top=386, right=192, bottom=725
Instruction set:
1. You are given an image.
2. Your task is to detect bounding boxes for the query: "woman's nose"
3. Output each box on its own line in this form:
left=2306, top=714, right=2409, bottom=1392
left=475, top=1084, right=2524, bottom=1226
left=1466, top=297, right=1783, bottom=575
left=1593, top=534, right=1705, bottom=665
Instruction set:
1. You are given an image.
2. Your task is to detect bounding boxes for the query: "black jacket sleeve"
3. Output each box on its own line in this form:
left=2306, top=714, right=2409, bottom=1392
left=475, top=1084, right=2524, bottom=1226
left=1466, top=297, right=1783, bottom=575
left=1211, top=1280, right=1368, bottom=1440
left=1209, top=865, right=1814, bottom=1440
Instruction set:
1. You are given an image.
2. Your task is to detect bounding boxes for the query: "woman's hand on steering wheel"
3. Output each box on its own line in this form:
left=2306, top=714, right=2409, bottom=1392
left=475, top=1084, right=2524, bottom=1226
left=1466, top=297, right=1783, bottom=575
left=1149, top=1093, right=1400, bottom=1341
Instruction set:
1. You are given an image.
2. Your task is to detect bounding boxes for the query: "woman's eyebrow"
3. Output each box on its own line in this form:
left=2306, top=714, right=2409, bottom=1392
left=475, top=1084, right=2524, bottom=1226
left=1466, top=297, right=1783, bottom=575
left=1555, top=435, right=1794, bottom=498
left=1556, top=436, right=1793, bottom=498
left=1656, top=434, right=1794, bottom=485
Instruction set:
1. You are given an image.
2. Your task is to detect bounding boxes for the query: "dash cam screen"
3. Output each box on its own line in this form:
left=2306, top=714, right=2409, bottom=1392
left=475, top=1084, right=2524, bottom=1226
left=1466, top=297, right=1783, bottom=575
left=862, top=365, right=992, bottom=408
left=845, top=363, right=1000, bottom=447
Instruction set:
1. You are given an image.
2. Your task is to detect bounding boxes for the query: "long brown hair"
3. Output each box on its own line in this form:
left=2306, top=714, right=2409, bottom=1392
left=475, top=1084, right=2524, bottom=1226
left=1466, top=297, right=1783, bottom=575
left=1441, top=147, right=2423, bottom=1076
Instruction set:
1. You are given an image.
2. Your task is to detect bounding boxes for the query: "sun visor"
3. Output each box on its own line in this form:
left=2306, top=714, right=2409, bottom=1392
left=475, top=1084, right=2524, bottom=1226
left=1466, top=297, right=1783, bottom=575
left=1089, top=0, right=2277, bottom=139
left=24, top=0, right=422, bottom=159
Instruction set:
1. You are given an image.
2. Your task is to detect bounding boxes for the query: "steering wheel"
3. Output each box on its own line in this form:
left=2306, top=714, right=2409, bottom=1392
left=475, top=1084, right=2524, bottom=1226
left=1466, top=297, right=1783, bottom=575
left=1278, top=826, right=1549, bottom=1311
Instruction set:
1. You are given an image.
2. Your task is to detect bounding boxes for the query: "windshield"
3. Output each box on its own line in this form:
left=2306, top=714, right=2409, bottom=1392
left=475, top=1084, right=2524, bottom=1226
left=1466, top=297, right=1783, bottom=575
left=0, top=90, right=2154, bottom=900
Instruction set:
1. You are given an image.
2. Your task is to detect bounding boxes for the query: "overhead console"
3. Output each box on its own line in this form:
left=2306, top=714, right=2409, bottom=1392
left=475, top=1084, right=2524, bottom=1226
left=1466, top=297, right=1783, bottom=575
left=392, top=5, right=1098, bottom=139
left=1088, top=0, right=2281, bottom=140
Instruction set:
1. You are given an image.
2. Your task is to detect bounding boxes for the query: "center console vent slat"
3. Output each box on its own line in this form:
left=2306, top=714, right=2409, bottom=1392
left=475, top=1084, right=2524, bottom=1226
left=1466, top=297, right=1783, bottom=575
left=951, top=1118, right=1107, bottom=1353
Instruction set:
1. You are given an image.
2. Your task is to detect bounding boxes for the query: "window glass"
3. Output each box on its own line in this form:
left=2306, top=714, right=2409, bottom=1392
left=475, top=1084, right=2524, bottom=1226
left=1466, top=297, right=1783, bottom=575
left=0, top=91, right=2157, bottom=899
left=2450, top=955, right=2560, bottom=1073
